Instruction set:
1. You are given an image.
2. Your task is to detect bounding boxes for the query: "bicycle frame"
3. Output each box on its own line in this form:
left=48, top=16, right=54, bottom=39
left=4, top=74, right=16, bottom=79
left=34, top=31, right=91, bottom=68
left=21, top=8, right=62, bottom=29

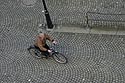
left=28, top=44, right=67, bottom=64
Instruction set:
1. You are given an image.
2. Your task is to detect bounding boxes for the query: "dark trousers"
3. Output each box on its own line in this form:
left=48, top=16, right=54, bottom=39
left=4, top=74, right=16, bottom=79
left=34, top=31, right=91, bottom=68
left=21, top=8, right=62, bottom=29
left=34, top=44, right=50, bottom=56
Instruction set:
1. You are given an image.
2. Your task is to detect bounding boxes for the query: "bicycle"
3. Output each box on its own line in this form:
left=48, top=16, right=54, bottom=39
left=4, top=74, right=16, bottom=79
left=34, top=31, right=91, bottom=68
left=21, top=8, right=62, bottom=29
left=27, top=45, right=67, bottom=64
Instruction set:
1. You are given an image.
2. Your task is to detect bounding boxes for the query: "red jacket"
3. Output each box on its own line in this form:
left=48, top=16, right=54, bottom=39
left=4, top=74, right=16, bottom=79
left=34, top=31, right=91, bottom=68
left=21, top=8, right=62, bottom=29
left=34, top=33, right=54, bottom=51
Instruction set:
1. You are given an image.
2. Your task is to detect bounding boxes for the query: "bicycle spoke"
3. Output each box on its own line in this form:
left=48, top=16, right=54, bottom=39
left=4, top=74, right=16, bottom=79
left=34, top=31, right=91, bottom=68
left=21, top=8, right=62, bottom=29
left=28, top=48, right=42, bottom=58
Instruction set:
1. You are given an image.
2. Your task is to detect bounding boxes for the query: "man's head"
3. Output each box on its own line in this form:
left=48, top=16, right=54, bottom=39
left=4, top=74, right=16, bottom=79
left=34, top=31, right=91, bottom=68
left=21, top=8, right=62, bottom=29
left=38, top=24, right=47, bottom=34
left=39, top=32, right=45, bottom=37
left=38, top=29, right=46, bottom=35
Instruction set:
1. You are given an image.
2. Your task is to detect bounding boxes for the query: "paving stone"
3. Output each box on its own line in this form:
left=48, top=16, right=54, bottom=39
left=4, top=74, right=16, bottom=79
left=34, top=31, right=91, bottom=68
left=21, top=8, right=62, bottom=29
left=0, top=0, right=125, bottom=83
left=0, top=0, right=125, bottom=28
left=1, top=26, right=125, bottom=83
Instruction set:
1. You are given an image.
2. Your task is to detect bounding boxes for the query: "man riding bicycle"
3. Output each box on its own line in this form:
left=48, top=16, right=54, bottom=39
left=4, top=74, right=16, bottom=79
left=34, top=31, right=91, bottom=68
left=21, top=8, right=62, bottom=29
left=34, top=25, right=57, bottom=58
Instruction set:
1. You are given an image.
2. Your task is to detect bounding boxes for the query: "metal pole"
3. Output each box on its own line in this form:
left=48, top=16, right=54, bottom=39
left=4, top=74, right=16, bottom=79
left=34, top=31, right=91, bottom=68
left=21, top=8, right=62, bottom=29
left=86, top=13, right=89, bottom=28
left=85, top=12, right=91, bottom=30
left=42, top=0, right=53, bottom=29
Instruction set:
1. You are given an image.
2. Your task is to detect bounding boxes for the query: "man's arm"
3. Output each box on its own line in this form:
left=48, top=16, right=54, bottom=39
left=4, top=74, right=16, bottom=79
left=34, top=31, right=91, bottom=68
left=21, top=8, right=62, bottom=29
left=45, top=34, right=57, bottom=45
left=45, top=34, right=54, bottom=42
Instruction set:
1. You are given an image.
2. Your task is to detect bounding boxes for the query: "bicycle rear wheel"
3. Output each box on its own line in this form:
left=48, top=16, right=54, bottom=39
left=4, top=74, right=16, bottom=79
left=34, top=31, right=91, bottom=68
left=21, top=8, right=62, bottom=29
left=52, top=52, right=67, bottom=64
left=28, top=47, right=42, bottom=59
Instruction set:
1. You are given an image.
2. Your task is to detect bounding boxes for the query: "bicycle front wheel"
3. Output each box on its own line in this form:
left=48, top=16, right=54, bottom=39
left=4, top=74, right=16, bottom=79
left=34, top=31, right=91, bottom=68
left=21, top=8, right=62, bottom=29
left=52, top=52, right=67, bottom=64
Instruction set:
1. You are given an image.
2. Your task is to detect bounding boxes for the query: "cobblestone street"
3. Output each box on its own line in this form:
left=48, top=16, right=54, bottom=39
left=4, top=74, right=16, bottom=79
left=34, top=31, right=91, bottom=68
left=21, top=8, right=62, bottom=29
left=0, top=0, right=125, bottom=83
left=1, top=26, right=125, bottom=83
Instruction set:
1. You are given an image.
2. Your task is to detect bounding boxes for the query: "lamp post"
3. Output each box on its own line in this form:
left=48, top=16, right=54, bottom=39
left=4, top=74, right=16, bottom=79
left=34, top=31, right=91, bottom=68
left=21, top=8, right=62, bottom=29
left=42, top=0, right=53, bottom=29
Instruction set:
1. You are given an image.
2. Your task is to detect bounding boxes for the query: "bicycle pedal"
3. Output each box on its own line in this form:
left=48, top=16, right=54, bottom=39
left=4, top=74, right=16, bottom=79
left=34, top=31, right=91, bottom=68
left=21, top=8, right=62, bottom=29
left=35, top=54, right=41, bottom=57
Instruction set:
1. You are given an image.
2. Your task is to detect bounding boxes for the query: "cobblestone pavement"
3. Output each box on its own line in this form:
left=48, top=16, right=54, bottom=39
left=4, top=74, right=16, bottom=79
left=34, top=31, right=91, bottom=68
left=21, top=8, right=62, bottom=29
left=1, top=25, right=125, bottom=83
left=0, top=0, right=125, bottom=83
left=0, top=0, right=125, bottom=27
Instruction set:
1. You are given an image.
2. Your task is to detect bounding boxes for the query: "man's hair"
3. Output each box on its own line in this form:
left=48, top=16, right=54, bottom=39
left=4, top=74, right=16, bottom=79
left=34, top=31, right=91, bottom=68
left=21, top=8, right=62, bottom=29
left=38, top=24, right=47, bottom=34
left=38, top=29, right=46, bottom=34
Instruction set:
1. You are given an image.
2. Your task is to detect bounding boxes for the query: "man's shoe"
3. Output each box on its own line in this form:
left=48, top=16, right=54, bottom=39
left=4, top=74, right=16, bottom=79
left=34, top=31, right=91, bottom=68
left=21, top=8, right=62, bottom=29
left=45, top=56, right=48, bottom=59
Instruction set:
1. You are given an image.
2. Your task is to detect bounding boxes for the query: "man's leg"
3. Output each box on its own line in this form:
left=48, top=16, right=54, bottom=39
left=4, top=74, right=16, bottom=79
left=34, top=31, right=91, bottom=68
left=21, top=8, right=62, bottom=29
left=34, top=45, right=42, bottom=57
left=34, top=44, right=50, bottom=58
left=42, top=44, right=50, bottom=58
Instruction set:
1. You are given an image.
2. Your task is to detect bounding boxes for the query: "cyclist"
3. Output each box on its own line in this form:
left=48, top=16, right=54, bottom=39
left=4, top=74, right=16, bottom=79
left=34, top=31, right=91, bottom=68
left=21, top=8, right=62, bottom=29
left=34, top=26, right=57, bottom=58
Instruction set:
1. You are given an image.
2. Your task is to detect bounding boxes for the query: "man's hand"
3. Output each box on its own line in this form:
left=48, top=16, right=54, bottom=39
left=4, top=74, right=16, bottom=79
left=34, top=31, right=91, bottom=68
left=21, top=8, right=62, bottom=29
left=52, top=40, right=57, bottom=45
left=48, top=50, right=52, bottom=53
